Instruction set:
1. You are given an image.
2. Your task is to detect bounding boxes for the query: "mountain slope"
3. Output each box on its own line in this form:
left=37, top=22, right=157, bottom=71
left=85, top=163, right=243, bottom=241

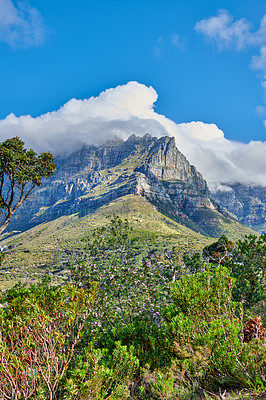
left=0, top=133, right=256, bottom=290
left=4, top=133, right=251, bottom=238
left=0, top=194, right=254, bottom=291
left=212, top=184, right=266, bottom=233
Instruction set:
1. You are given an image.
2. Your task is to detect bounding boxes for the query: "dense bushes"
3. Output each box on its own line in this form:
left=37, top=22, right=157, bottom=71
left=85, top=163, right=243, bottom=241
left=63, top=342, right=139, bottom=400
left=0, top=223, right=265, bottom=399
left=165, top=266, right=265, bottom=391
left=0, top=280, right=97, bottom=399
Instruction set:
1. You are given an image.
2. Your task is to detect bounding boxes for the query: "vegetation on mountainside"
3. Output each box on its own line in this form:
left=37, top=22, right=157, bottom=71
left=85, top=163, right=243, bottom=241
left=0, top=217, right=265, bottom=399
left=0, top=192, right=255, bottom=291
left=0, top=195, right=214, bottom=291
left=0, top=280, right=96, bottom=400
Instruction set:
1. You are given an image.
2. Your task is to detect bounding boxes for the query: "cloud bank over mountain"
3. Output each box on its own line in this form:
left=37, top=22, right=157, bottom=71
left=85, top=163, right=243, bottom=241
left=0, top=81, right=266, bottom=189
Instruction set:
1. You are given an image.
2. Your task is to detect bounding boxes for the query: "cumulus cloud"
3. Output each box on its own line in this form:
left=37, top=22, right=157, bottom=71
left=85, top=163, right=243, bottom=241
left=0, top=82, right=168, bottom=155
left=0, top=0, right=48, bottom=47
left=0, top=81, right=266, bottom=189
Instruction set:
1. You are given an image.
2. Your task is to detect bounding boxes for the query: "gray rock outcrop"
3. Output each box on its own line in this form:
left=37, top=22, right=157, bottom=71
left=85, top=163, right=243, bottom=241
left=4, top=134, right=226, bottom=236
left=212, top=184, right=266, bottom=233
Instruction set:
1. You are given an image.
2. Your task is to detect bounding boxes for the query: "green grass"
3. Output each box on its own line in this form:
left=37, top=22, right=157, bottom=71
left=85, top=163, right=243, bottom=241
left=0, top=195, right=212, bottom=290
left=0, top=194, right=256, bottom=291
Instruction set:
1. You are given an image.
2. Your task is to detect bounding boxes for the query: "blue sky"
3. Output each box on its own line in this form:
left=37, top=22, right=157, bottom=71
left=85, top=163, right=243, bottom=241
left=0, top=0, right=266, bottom=144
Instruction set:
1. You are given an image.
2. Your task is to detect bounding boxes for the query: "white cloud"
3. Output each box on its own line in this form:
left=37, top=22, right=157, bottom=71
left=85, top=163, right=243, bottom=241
left=0, top=82, right=168, bottom=155
left=154, top=34, right=185, bottom=57
left=170, top=33, right=184, bottom=49
left=256, top=105, right=266, bottom=115
left=251, top=47, right=266, bottom=128
left=251, top=46, right=266, bottom=70
left=153, top=36, right=164, bottom=57
left=195, top=10, right=266, bottom=130
left=194, top=10, right=252, bottom=50
left=0, top=0, right=48, bottom=47
left=195, top=9, right=266, bottom=50
left=0, top=82, right=266, bottom=189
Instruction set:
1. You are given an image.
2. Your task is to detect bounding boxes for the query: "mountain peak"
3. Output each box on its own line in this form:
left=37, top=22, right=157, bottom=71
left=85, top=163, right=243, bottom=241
left=3, top=134, right=237, bottom=237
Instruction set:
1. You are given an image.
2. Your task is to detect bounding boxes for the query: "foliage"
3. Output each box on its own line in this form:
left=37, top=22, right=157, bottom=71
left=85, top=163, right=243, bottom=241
left=202, top=234, right=235, bottom=265
left=70, top=216, right=174, bottom=371
left=63, top=341, right=139, bottom=400
left=164, top=266, right=266, bottom=391
left=202, top=234, right=265, bottom=310
left=98, top=319, right=169, bottom=370
left=71, top=216, right=172, bottom=332
left=228, top=234, right=266, bottom=309
left=182, top=252, right=206, bottom=274
left=140, top=362, right=205, bottom=400
left=0, top=137, right=55, bottom=235
left=0, top=219, right=265, bottom=399
left=239, top=340, right=266, bottom=391
left=0, top=280, right=96, bottom=400
left=165, top=267, right=243, bottom=383
left=250, top=300, right=266, bottom=326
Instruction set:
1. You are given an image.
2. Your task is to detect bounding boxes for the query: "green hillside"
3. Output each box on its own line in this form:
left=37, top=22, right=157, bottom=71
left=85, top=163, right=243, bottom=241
left=0, top=194, right=255, bottom=291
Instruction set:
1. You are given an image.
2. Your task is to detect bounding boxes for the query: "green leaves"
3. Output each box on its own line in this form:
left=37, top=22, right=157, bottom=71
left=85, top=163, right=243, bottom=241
left=230, top=234, right=266, bottom=309
left=64, top=342, right=139, bottom=400
left=0, top=137, right=54, bottom=184
left=71, top=216, right=172, bottom=333
left=164, top=265, right=266, bottom=391
left=0, top=136, right=56, bottom=235
left=0, top=281, right=96, bottom=399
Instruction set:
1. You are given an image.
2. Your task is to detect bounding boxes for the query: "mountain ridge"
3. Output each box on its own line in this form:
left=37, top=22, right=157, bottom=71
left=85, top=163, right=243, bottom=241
left=0, top=134, right=257, bottom=289
left=3, top=133, right=236, bottom=238
left=212, top=183, right=266, bottom=233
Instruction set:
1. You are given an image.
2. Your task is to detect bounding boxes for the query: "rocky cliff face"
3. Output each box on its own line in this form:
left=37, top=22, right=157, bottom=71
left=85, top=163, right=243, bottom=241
left=5, top=134, right=231, bottom=237
left=212, top=184, right=266, bottom=233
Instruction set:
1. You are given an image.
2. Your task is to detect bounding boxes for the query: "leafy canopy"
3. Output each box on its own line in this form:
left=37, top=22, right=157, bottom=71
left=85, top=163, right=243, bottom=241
left=0, top=137, right=55, bottom=234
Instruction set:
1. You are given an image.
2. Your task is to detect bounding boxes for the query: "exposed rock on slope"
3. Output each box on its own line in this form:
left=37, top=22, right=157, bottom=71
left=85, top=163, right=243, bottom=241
left=212, top=184, right=266, bottom=233
left=5, top=134, right=246, bottom=237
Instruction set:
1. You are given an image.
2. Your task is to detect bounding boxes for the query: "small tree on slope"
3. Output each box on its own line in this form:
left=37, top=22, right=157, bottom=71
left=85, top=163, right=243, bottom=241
left=0, top=137, right=55, bottom=235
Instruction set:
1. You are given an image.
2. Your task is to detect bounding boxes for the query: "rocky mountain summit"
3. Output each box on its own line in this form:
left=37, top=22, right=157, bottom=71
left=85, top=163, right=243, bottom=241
left=5, top=134, right=246, bottom=237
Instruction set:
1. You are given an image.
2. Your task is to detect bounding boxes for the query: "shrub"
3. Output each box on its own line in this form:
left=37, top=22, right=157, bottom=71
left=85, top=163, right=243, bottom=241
left=164, top=266, right=265, bottom=390
left=0, top=281, right=96, bottom=400
left=63, top=341, right=139, bottom=400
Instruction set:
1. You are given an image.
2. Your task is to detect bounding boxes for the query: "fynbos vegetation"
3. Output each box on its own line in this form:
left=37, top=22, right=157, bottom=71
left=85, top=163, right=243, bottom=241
left=0, top=216, right=265, bottom=399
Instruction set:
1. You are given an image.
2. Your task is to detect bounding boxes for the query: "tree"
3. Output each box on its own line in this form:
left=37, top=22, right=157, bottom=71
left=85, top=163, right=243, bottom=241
left=202, top=235, right=235, bottom=265
left=203, top=234, right=266, bottom=309
left=228, top=234, right=266, bottom=309
left=0, top=137, right=55, bottom=235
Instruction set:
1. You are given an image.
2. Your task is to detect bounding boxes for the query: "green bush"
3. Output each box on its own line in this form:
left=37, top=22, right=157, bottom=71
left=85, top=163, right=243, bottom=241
left=71, top=216, right=172, bottom=334
left=63, top=341, right=139, bottom=400
left=98, top=319, right=169, bottom=369
left=0, top=280, right=96, bottom=400
left=164, top=266, right=265, bottom=391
